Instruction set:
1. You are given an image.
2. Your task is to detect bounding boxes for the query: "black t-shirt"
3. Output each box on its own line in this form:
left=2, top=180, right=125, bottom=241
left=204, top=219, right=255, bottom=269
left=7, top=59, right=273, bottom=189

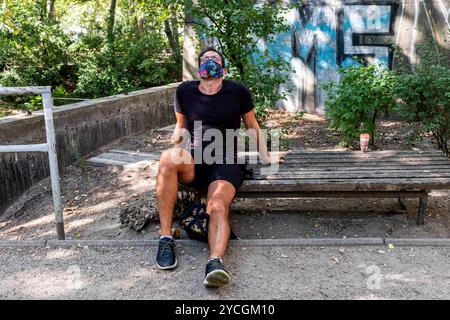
left=174, top=79, right=254, bottom=160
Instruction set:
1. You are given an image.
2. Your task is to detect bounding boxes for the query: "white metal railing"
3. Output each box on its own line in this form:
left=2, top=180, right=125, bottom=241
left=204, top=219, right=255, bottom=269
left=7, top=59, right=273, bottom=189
left=0, top=86, right=65, bottom=240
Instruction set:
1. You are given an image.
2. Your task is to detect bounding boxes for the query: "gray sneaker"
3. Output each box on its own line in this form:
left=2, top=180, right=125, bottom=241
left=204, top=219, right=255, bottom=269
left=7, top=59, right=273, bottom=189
left=156, top=237, right=177, bottom=270
left=203, top=257, right=230, bottom=287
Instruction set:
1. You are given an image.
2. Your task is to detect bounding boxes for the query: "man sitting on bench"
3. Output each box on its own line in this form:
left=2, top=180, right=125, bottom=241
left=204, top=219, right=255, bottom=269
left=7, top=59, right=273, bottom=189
left=155, top=47, right=280, bottom=287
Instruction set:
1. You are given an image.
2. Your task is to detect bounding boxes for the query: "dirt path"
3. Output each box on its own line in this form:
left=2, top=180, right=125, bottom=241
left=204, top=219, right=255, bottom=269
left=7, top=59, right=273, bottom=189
left=1, top=245, right=449, bottom=299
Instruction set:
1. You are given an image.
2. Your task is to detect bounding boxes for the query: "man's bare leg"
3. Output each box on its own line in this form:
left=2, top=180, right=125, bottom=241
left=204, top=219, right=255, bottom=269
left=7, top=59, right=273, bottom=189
left=206, top=180, right=236, bottom=258
left=203, top=179, right=235, bottom=286
left=156, top=147, right=195, bottom=237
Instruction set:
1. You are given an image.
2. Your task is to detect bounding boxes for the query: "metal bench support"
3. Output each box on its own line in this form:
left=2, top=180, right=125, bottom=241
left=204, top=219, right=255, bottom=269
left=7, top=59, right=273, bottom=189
left=418, top=192, right=429, bottom=225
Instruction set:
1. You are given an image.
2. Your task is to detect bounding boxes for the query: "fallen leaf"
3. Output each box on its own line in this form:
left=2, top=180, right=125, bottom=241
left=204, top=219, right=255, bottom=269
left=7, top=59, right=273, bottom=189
left=331, top=257, right=340, bottom=264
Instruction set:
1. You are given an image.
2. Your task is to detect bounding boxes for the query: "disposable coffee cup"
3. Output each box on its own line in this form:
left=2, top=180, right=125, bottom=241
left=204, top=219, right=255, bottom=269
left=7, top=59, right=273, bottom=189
left=360, top=133, right=370, bottom=152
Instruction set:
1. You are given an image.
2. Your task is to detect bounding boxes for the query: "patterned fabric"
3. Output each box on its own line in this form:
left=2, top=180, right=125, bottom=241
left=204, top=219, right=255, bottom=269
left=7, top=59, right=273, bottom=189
left=198, top=59, right=224, bottom=79
left=179, top=201, right=239, bottom=242
left=179, top=202, right=209, bottom=242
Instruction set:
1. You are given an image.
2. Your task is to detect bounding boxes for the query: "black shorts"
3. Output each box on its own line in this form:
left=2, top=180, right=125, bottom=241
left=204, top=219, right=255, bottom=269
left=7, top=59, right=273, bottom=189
left=186, top=150, right=246, bottom=191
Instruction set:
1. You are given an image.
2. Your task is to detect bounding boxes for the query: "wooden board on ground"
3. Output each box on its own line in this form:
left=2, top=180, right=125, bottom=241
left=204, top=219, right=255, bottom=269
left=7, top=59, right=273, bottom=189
left=86, top=149, right=161, bottom=169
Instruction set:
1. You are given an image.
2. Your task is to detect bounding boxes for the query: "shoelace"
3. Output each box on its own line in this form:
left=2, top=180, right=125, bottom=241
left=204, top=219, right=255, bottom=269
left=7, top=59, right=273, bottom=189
left=159, top=240, right=174, bottom=257
left=208, top=258, right=223, bottom=268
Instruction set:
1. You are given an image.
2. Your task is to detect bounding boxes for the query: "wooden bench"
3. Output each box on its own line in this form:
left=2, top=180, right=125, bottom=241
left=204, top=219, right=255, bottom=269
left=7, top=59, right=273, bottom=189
left=179, top=150, right=450, bottom=225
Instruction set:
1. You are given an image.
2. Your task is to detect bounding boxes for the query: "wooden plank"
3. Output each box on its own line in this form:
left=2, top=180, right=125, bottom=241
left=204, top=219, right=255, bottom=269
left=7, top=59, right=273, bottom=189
left=244, top=160, right=450, bottom=166
left=239, top=178, right=450, bottom=192
left=234, top=191, right=426, bottom=198
left=250, top=166, right=450, bottom=172
left=281, top=153, right=447, bottom=160
left=94, top=152, right=158, bottom=164
left=283, top=150, right=445, bottom=156
left=279, top=156, right=447, bottom=162
left=254, top=168, right=450, bottom=174
left=86, top=157, right=131, bottom=167
left=238, top=150, right=447, bottom=160
left=108, top=149, right=161, bottom=160
left=87, top=149, right=161, bottom=169
left=245, top=162, right=450, bottom=170
left=252, top=171, right=450, bottom=180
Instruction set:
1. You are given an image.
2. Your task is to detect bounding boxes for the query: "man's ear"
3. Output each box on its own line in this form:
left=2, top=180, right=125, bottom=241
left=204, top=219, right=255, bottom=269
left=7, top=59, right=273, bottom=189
left=222, top=68, right=227, bottom=77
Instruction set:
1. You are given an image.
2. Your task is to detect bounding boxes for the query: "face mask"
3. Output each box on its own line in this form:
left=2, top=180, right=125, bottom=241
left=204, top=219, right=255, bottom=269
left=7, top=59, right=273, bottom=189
left=198, top=59, right=224, bottom=79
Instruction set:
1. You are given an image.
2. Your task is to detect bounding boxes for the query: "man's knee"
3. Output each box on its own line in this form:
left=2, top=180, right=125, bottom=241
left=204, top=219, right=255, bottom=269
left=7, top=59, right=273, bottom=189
left=159, top=149, right=184, bottom=173
left=208, top=197, right=228, bottom=218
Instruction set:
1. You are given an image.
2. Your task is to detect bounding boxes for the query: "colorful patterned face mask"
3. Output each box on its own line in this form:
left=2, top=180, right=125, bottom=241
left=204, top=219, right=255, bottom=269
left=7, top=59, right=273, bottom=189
left=198, top=59, right=224, bottom=79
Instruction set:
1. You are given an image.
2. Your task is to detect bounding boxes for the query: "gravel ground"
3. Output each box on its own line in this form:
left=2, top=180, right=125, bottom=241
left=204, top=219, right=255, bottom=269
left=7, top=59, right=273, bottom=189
left=0, top=245, right=449, bottom=300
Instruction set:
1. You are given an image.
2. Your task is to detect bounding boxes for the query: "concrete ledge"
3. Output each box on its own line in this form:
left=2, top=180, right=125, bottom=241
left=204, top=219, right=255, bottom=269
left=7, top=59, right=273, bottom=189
left=230, top=238, right=385, bottom=247
left=2, top=238, right=450, bottom=248
left=386, top=238, right=450, bottom=246
left=46, top=238, right=385, bottom=247
left=0, top=240, right=47, bottom=247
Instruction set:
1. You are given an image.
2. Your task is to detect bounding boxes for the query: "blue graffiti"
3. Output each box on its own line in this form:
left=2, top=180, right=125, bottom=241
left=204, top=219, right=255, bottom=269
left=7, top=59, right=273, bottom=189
left=261, top=1, right=396, bottom=112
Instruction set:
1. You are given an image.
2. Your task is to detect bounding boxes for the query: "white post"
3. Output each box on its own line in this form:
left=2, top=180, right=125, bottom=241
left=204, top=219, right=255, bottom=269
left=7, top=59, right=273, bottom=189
left=41, top=91, right=65, bottom=240
left=0, top=86, right=65, bottom=240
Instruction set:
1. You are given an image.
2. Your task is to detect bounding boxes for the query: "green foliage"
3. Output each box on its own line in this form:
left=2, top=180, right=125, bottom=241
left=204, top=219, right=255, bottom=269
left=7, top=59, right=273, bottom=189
left=72, top=30, right=173, bottom=98
left=183, top=0, right=299, bottom=122
left=0, top=2, right=72, bottom=88
left=293, top=111, right=305, bottom=120
left=394, top=37, right=450, bottom=156
left=0, top=0, right=183, bottom=110
left=322, top=63, right=396, bottom=148
left=395, top=64, right=450, bottom=156
left=23, top=95, right=43, bottom=113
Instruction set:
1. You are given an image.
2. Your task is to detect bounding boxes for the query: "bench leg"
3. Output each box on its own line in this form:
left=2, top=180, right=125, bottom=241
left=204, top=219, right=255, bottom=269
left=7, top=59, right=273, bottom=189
left=417, top=193, right=428, bottom=225
left=397, top=197, right=407, bottom=211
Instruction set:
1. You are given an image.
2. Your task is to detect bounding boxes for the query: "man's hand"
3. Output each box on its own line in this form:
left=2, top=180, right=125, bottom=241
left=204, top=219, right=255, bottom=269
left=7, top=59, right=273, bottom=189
left=261, top=151, right=284, bottom=165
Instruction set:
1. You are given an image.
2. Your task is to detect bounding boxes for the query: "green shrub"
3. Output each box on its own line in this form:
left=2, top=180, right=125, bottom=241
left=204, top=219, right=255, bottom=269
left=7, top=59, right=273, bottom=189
left=395, top=64, right=450, bottom=156
left=322, top=63, right=396, bottom=148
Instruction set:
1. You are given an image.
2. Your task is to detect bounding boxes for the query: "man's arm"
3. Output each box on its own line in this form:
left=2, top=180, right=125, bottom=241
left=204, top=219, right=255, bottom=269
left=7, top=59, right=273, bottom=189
left=241, top=109, right=282, bottom=164
left=173, top=111, right=188, bottom=147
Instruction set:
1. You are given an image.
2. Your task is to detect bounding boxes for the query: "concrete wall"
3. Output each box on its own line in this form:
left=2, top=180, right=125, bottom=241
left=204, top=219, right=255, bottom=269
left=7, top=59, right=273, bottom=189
left=0, top=82, right=180, bottom=214
left=183, top=0, right=450, bottom=113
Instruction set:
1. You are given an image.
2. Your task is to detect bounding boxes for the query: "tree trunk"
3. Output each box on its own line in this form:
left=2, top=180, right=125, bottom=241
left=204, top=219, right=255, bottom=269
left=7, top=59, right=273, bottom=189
left=47, top=0, right=55, bottom=20
left=107, top=0, right=117, bottom=44
left=164, top=10, right=181, bottom=63
left=137, top=17, right=145, bottom=34
left=170, top=14, right=180, bottom=51
left=371, top=109, right=377, bottom=146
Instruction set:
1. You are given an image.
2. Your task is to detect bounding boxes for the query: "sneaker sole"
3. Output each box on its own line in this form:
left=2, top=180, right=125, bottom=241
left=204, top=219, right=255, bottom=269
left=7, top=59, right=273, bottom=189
left=156, top=257, right=178, bottom=270
left=203, top=269, right=230, bottom=287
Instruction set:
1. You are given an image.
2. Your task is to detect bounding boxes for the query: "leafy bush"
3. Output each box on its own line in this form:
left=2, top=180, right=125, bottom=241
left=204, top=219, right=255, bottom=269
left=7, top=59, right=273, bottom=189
left=393, top=37, right=450, bottom=156
left=72, top=27, right=177, bottom=98
left=0, top=2, right=72, bottom=88
left=322, top=63, right=396, bottom=148
left=0, top=0, right=182, bottom=113
left=395, top=64, right=450, bottom=156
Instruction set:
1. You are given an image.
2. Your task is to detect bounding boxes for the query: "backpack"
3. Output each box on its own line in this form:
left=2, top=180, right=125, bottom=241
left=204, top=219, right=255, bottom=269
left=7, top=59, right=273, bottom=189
left=178, top=201, right=238, bottom=243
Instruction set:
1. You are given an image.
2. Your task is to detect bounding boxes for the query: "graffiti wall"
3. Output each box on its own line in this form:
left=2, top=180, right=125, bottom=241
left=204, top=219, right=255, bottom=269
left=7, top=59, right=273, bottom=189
left=183, top=0, right=450, bottom=114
